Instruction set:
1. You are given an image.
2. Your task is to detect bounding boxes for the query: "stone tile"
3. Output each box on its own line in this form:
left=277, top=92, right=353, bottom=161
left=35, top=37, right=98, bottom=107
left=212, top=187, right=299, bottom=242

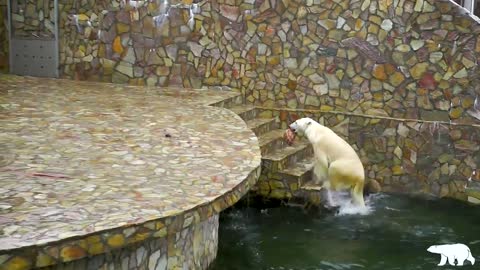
left=0, top=75, right=261, bottom=269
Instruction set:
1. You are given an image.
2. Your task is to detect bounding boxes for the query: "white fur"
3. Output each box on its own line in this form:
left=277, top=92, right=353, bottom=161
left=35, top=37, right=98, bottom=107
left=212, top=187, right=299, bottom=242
left=289, top=117, right=365, bottom=207
left=427, top=244, right=475, bottom=266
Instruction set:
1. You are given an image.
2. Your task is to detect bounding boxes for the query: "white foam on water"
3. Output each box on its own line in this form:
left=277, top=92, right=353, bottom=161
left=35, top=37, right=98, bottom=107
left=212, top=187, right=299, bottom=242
left=335, top=200, right=373, bottom=216
left=327, top=191, right=375, bottom=216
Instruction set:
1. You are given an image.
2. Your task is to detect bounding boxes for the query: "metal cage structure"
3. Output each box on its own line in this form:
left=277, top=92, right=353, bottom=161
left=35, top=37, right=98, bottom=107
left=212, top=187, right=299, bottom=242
left=7, top=0, right=59, bottom=78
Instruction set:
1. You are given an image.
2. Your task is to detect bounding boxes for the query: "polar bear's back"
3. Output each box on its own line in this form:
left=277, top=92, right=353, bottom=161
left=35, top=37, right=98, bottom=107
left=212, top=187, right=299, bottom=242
left=428, top=243, right=472, bottom=254
left=444, top=243, right=470, bottom=250
left=309, top=123, right=362, bottom=164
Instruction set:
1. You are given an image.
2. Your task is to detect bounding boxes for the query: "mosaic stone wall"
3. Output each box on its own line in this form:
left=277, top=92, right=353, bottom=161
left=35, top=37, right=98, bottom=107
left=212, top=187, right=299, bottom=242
left=56, top=0, right=480, bottom=123
left=1, top=214, right=219, bottom=270
left=256, top=108, right=480, bottom=201
left=0, top=0, right=7, bottom=73
left=1, top=0, right=480, bottom=123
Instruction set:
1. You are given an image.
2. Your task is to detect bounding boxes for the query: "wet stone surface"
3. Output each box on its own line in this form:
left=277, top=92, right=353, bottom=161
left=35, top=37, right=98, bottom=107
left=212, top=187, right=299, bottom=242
left=0, top=75, right=261, bottom=268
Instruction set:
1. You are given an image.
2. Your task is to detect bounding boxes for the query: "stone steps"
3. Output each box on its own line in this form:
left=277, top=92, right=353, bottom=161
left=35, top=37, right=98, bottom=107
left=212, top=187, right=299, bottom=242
left=217, top=102, right=379, bottom=205
left=293, top=180, right=325, bottom=206
left=216, top=101, right=321, bottom=204
left=246, top=117, right=277, bottom=136
left=299, top=181, right=323, bottom=191
left=227, top=104, right=258, bottom=121
left=276, top=155, right=315, bottom=187
left=257, top=129, right=287, bottom=155
left=209, top=93, right=243, bottom=108
left=466, top=181, right=480, bottom=204
left=262, top=140, right=313, bottom=173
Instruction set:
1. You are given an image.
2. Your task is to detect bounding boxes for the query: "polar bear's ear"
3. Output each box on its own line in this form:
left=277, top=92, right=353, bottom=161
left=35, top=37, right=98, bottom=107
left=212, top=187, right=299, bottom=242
left=307, top=121, right=312, bottom=126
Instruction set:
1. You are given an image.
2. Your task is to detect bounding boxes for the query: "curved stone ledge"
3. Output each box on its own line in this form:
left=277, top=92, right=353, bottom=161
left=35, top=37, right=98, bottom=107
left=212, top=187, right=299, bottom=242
left=0, top=75, right=261, bottom=269
left=9, top=214, right=220, bottom=270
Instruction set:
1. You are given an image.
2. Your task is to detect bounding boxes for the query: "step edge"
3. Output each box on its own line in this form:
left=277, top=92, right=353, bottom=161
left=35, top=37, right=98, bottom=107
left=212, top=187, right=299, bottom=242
left=246, top=117, right=276, bottom=127
left=262, top=142, right=312, bottom=161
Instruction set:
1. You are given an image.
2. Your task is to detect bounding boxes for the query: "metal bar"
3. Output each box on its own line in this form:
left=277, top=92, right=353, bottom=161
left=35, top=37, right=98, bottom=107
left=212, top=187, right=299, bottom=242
left=7, top=0, right=12, bottom=73
left=464, top=0, right=475, bottom=12
left=54, top=0, right=59, bottom=77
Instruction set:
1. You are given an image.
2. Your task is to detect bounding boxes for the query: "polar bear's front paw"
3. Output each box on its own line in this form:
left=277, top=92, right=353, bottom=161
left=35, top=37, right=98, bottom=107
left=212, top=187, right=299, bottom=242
left=447, top=256, right=457, bottom=266
left=438, top=254, right=447, bottom=266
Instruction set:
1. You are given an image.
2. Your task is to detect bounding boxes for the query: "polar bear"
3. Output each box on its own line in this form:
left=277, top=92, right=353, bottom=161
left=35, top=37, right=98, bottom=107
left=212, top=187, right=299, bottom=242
left=427, top=244, right=475, bottom=266
left=288, top=117, right=365, bottom=207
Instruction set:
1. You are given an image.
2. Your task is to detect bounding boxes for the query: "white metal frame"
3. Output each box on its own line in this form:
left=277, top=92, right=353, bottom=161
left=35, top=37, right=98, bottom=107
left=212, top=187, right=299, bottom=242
left=463, top=0, right=475, bottom=13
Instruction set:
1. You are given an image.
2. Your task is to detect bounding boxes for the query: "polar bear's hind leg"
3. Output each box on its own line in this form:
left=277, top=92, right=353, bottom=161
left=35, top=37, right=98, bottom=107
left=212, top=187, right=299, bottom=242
left=454, top=246, right=475, bottom=266
left=328, top=160, right=365, bottom=207
left=467, top=250, right=475, bottom=265
left=351, top=181, right=365, bottom=207
left=456, top=251, right=469, bottom=266
left=458, top=250, right=476, bottom=265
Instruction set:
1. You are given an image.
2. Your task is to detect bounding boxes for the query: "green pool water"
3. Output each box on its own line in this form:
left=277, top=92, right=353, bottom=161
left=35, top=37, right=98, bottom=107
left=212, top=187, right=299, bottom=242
left=210, top=194, right=480, bottom=270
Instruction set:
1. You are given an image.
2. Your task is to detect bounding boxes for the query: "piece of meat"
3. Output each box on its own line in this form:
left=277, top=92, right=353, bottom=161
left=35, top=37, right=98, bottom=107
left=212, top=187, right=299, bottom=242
left=284, top=128, right=296, bottom=145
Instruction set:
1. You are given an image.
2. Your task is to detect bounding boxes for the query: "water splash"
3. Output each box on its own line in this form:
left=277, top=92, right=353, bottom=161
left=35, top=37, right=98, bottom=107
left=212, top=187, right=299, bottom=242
left=153, top=0, right=169, bottom=27
left=187, top=3, right=202, bottom=30
left=467, top=95, right=480, bottom=120
left=120, top=0, right=128, bottom=8
left=326, top=190, right=373, bottom=216
left=191, top=3, right=200, bottom=14
left=336, top=203, right=372, bottom=216
left=427, top=121, right=443, bottom=143
left=153, top=13, right=169, bottom=27
left=153, top=0, right=200, bottom=30
left=159, top=0, right=169, bottom=14
left=71, top=14, right=82, bottom=32
left=127, top=0, right=145, bottom=8
left=244, top=9, right=259, bottom=16
left=187, top=5, right=195, bottom=30
left=465, top=170, right=476, bottom=189
left=451, top=40, right=458, bottom=55
left=468, top=170, right=477, bottom=182
left=436, top=123, right=442, bottom=142
left=428, top=121, right=438, bottom=136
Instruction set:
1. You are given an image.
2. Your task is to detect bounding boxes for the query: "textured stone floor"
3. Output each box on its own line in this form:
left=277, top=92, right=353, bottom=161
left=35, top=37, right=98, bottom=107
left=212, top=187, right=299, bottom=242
left=0, top=75, right=261, bottom=252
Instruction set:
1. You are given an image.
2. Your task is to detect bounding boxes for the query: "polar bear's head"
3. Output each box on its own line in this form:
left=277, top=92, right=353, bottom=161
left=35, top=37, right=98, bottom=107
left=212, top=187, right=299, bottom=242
left=427, top=245, right=440, bottom=254
left=289, top=117, right=315, bottom=135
